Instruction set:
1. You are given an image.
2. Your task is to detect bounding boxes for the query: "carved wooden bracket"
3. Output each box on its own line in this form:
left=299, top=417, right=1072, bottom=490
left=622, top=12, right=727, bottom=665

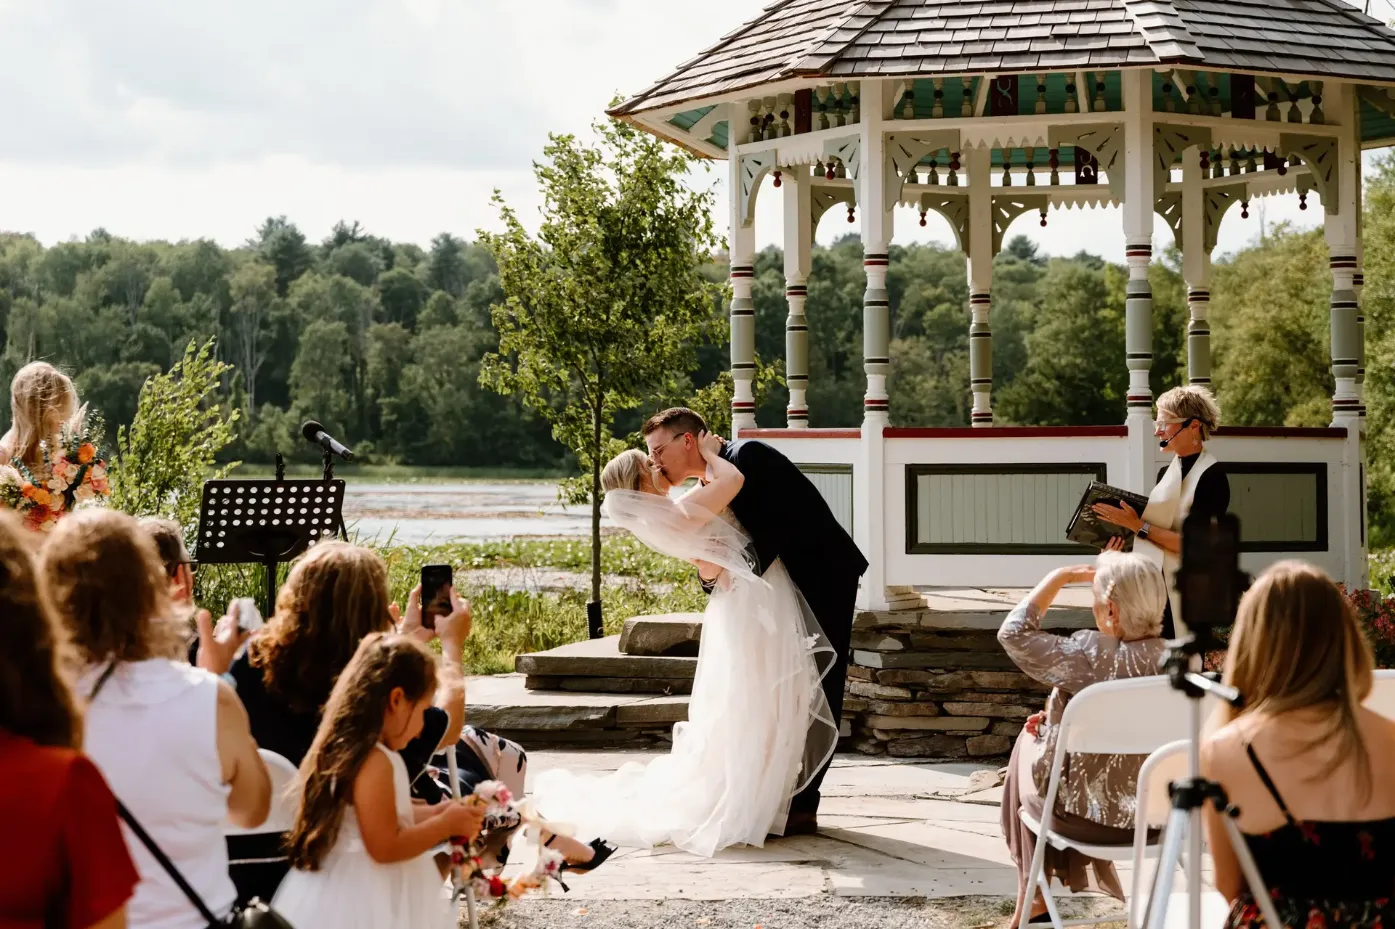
left=918, top=192, right=969, bottom=254
left=1279, top=134, right=1338, bottom=214
left=1153, top=124, right=1212, bottom=197
left=810, top=187, right=856, bottom=243
left=1156, top=191, right=1184, bottom=253
left=1203, top=183, right=1247, bottom=253
left=823, top=135, right=862, bottom=183
left=739, top=152, right=776, bottom=227
left=885, top=130, right=960, bottom=207
left=1050, top=124, right=1123, bottom=199
left=991, top=193, right=1050, bottom=255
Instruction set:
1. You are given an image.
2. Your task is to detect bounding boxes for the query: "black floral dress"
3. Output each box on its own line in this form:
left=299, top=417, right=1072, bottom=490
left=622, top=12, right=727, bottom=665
left=1226, top=745, right=1395, bottom=929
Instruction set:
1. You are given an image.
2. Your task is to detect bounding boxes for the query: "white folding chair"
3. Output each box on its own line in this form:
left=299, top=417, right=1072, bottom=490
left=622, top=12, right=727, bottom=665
left=1017, top=676, right=1193, bottom=929
left=227, top=749, right=298, bottom=836
left=1127, top=740, right=1188, bottom=929
left=1366, top=669, right=1395, bottom=720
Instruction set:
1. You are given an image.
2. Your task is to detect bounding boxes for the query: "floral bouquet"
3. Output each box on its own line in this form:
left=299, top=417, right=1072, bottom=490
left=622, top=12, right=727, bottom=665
left=454, top=780, right=566, bottom=905
left=0, top=418, right=109, bottom=531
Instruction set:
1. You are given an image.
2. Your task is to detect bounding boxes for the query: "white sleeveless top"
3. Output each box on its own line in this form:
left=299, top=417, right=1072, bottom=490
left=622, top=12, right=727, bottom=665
left=82, top=659, right=235, bottom=929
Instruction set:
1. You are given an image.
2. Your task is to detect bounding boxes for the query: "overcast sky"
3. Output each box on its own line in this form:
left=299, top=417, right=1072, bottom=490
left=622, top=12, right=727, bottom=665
left=0, top=0, right=1364, bottom=263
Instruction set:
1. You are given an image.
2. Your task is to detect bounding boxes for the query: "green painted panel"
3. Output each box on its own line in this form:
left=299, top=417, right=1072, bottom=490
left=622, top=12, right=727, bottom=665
left=894, top=77, right=977, bottom=119
left=669, top=105, right=715, bottom=132
left=707, top=120, right=728, bottom=151
left=1361, top=99, right=1395, bottom=146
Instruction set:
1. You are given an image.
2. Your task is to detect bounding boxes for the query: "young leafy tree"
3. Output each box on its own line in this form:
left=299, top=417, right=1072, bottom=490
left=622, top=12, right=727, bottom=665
left=479, top=115, right=724, bottom=636
left=109, top=340, right=240, bottom=530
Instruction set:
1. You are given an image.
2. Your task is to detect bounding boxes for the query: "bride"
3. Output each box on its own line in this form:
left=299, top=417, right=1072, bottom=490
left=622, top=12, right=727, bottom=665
left=530, top=431, right=837, bottom=857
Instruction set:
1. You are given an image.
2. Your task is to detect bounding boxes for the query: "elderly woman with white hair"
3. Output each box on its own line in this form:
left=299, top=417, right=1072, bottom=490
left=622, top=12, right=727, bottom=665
left=998, top=545, right=1168, bottom=926
left=1092, top=384, right=1230, bottom=639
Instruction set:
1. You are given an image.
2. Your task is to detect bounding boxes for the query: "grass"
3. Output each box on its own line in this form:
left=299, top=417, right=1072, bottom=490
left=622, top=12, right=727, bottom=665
left=193, top=534, right=707, bottom=675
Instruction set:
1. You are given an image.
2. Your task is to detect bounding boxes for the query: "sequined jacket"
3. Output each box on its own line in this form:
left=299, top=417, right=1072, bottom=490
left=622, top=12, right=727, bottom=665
left=998, top=601, right=1167, bottom=829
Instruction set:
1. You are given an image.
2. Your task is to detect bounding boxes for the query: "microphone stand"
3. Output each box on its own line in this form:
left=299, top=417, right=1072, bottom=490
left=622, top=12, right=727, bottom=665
left=321, top=448, right=348, bottom=541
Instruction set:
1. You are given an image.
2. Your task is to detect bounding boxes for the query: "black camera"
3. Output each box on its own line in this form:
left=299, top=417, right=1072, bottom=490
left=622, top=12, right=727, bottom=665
left=1174, top=510, right=1251, bottom=637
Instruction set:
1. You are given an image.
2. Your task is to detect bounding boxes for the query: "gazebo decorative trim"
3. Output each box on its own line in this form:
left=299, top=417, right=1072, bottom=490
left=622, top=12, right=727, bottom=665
left=615, top=0, right=1395, bottom=609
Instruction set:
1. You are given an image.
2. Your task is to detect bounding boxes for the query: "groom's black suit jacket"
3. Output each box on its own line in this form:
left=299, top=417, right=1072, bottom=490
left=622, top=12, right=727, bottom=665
left=712, top=439, right=867, bottom=647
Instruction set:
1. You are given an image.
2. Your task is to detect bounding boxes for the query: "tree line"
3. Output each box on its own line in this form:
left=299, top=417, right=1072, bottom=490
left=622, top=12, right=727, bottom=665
left=2, top=159, right=1394, bottom=536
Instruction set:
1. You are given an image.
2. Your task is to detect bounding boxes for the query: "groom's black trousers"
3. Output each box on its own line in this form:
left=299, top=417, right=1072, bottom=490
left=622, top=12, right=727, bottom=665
left=788, top=568, right=861, bottom=817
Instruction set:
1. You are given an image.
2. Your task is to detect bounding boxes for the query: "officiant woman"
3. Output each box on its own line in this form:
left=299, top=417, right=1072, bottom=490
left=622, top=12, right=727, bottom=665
left=1092, top=385, right=1230, bottom=638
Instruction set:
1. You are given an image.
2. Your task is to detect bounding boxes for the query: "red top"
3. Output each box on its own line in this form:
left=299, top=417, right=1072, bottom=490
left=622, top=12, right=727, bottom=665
left=0, top=730, right=140, bottom=929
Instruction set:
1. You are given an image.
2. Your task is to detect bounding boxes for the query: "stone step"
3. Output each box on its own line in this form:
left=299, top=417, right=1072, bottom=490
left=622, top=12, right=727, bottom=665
left=516, top=634, right=697, bottom=681
left=472, top=674, right=854, bottom=749
left=525, top=675, right=694, bottom=695
left=618, top=612, right=703, bottom=657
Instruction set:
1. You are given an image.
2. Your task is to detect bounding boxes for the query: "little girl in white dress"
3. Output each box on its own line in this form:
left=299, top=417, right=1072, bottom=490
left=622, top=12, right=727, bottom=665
left=274, top=633, right=484, bottom=929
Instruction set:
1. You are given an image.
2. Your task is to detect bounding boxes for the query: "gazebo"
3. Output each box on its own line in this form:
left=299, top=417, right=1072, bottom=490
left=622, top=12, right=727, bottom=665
left=610, top=0, right=1395, bottom=610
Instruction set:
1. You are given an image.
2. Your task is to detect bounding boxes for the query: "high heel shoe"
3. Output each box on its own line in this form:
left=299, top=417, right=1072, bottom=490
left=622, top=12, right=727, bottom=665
left=545, top=836, right=618, bottom=892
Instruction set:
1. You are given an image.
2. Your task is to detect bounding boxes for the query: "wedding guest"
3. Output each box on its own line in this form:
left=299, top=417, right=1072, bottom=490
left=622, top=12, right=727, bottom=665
left=1203, top=561, right=1395, bottom=929
left=41, top=509, right=271, bottom=929
left=141, top=517, right=196, bottom=605
left=0, top=511, right=139, bottom=929
left=1093, top=384, right=1229, bottom=638
left=211, top=541, right=468, bottom=901
left=0, top=361, right=82, bottom=468
left=997, top=544, right=1167, bottom=927
left=273, top=634, right=485, bottom=929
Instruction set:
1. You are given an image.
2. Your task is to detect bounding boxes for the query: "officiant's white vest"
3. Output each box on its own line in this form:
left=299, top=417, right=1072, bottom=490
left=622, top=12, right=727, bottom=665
left=1134, top=450, right=1218, bottom=638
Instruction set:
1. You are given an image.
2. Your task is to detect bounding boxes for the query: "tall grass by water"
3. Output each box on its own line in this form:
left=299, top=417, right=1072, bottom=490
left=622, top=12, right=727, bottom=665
left=193, top=534, right=707, bottom=675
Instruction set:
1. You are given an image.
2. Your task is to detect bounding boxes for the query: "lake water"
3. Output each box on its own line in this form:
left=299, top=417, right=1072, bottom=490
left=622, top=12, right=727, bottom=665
left=341, top=480, right=609, bottom=544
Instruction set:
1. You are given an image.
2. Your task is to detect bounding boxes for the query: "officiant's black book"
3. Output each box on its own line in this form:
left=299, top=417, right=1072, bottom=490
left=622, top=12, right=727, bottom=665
left=1064, top=481, right=1151, bottom=550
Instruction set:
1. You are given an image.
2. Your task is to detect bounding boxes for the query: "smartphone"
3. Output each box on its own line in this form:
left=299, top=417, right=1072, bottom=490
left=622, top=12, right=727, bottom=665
left=420, top=564, right=453, bottom=631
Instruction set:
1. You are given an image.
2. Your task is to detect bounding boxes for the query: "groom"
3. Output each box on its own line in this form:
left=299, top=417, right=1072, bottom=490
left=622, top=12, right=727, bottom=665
left=643, top=407, right=867, bottom=836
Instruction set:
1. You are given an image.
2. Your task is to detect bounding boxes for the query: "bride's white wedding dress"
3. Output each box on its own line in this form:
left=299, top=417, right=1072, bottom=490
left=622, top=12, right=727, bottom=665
left=530, top=494, right=837, bottom=857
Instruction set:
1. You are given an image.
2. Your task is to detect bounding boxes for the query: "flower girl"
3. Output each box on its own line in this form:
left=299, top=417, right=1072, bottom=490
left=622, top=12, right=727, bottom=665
left=273, top=634, right=484, bottom=929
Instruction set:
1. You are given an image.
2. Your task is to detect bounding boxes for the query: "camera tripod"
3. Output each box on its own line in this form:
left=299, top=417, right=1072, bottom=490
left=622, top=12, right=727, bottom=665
left=1141, top=635, right=1281, bottom=929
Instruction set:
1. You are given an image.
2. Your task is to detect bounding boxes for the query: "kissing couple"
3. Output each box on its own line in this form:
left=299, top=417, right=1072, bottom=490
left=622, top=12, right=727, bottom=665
left=530, top=408, right=867, bottom=856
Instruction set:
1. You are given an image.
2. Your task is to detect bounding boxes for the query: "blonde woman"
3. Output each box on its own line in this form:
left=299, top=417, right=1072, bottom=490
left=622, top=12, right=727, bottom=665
left=1093, top=384, right=1229, bottom=638
left=997, top=543, right=1168, bottom=927
left=1202, top=562, right=1395, bottom=929
left=0, top=361, right=83, bottom=468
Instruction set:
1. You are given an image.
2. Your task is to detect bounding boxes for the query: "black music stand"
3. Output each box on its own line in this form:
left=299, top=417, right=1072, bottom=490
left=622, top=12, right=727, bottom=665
left=195, top=466, right=347, bottom=616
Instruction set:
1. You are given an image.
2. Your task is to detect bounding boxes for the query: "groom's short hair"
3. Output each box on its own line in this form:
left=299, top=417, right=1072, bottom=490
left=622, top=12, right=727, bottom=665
left=643, top=407, right=707, bottom=439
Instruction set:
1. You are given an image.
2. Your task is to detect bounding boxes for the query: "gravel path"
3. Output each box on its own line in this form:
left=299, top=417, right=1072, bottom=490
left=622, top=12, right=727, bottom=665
left=470, top=895, right=1124, bottom=929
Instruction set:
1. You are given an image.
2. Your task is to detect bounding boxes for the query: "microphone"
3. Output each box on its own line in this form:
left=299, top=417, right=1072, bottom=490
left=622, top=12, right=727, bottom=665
left=302, top=421, right=355, bottom=461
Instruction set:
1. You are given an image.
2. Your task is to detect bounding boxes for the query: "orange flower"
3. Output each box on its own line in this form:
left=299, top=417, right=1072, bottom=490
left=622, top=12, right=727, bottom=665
left=20, top=484, right=35, bottom=499
left=77, top=443, right=96, bottom=464
left=29, top=487, right=51, bottom=507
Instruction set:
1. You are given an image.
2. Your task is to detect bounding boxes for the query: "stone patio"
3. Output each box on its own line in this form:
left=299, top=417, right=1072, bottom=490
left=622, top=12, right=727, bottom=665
left=507, top=749, right=1228, bottom=927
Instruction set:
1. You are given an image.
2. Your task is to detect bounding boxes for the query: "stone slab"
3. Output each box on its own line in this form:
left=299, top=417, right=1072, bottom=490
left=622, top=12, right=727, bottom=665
left=516, top=635, right=697, bottom=680
left=853, top=650, right=1018, bottom=671
left=614, top=697, right=690, bottom=725
left=867, top=715, right=991, bottom=731
left=618, top=612, right=703, bottom=657
left=525, top=675, right=694, bottom=695
left=468, top=674, right=687, bottom=738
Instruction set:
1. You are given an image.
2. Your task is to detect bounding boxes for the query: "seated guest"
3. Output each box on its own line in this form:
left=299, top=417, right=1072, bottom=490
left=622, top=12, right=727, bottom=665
left=206, top=541, right=469, bottom=902
left=1202, top=562, right=1395, bottom=929
left=141, top=517, right=251, bottom=674
left=40, top=509, right=271, bottom=929
left=141, top=517, right=196, bottom=605
left=998, top=544, right=1167, bottom=927
left=0, top=511, right=140, bottom=929
left=1093, top=384, right=1229, bottom=638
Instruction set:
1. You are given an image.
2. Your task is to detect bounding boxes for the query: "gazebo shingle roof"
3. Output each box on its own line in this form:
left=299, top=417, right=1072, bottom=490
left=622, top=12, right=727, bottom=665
left=612, top=0, right=1395, bottom=116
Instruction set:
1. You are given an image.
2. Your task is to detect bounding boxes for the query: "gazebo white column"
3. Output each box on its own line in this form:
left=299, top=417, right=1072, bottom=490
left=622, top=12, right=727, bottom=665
left=966, top=147, right=994, bottom=424
left=1121, top=70, right=1158, bottom=492
left=783, top=165, right=813, bottom=428
left=856, top=80, right=893, bottom=610
left=728, top=104, right=758, bottom=434
left=1180, top=146, right=1213, bottom=386
left=1325, top=81, right=1368, bottom=588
